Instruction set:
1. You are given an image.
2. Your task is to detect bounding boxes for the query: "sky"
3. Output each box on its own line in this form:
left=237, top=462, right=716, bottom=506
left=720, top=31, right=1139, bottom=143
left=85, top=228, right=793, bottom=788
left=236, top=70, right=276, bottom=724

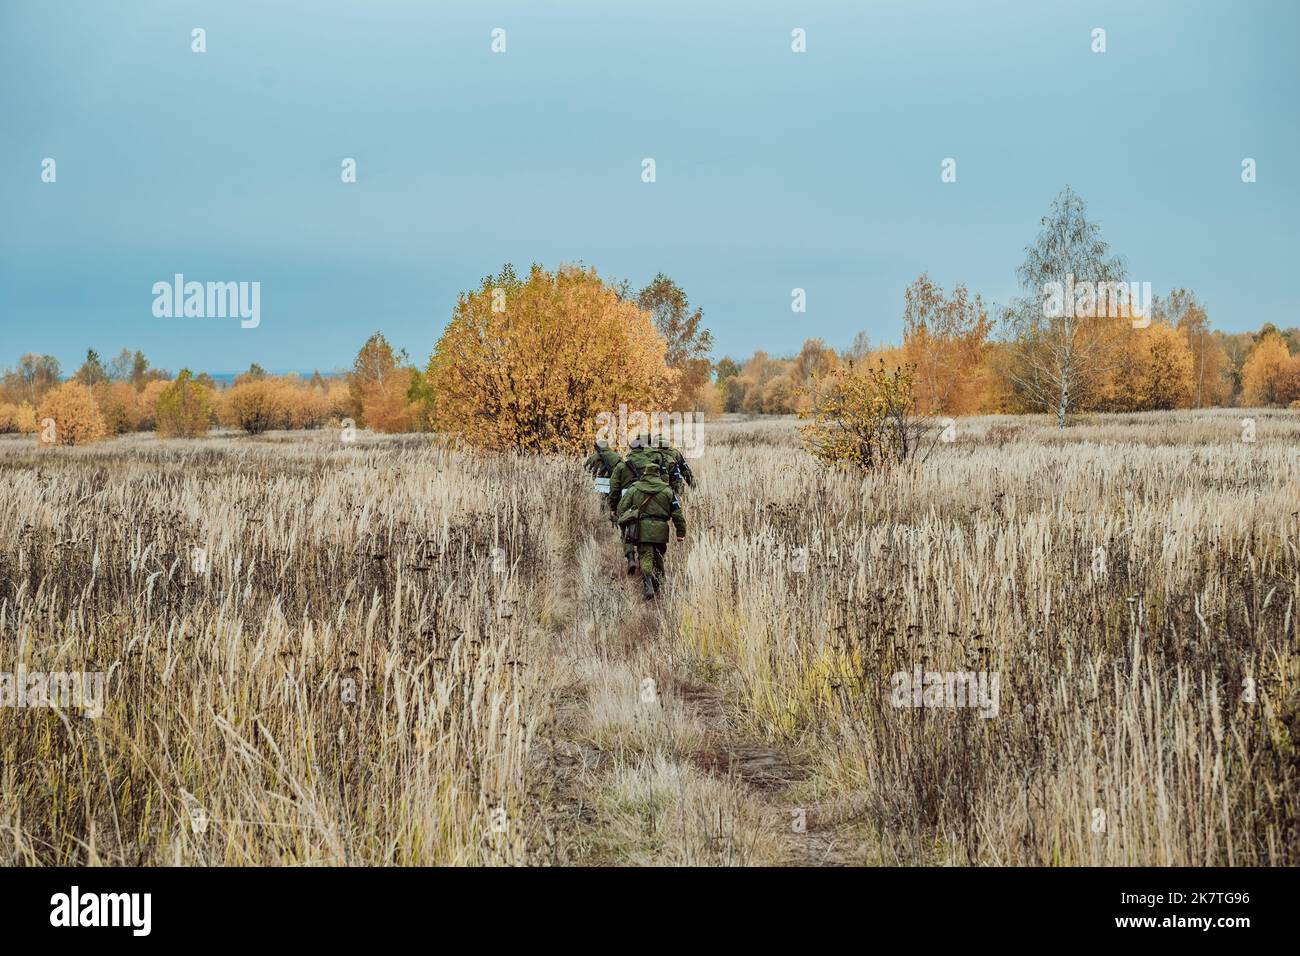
left=2, top=0, right=1297, bottom=376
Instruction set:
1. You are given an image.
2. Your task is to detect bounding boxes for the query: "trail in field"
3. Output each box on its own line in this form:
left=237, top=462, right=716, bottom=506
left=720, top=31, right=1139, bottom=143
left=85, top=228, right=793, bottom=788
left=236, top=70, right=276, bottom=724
left=534, top=511, right=852, bottom=865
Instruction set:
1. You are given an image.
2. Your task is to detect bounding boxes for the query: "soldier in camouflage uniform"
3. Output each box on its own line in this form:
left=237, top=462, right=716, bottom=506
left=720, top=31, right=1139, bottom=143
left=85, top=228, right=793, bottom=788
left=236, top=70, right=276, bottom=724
left=647, top=433, right=694, bottom=494
left=615, top=460, right=686, bottom=599
left=584, top=440, right=622, bottom=477
left=608, top=433, right=659, bottom=574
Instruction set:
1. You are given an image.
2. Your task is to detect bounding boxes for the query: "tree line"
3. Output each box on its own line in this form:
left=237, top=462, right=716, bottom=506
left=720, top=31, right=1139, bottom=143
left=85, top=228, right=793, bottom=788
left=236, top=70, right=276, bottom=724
left=716, top=294, right=1299, bottom=418
left=0, top=355, right=356, bottom=443
left=0, top=267, right=712, bottom=448
left=718, top=189, right=1300, bottom=421
left=4, top=187, right=1296, bottom=447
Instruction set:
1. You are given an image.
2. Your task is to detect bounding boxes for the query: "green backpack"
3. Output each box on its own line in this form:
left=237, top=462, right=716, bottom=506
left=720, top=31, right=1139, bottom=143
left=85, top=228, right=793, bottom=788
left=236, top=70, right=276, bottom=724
left=618, top=485, right=659, bottom=543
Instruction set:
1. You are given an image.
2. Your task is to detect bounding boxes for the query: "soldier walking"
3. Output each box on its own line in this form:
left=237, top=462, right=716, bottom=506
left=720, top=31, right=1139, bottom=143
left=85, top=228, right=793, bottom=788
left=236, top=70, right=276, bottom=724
left=615, top=460, right=686, bottom=599
left=584, top=439, right=622, bottom=477
left=647, top=433, right=694, bottom=494
left=608, top=433, right=658, bottom=574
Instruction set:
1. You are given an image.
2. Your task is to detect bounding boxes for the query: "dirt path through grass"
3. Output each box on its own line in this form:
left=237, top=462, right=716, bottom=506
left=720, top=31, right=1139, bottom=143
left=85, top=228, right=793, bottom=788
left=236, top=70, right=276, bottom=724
left=533, top=508, right=816, bottom=865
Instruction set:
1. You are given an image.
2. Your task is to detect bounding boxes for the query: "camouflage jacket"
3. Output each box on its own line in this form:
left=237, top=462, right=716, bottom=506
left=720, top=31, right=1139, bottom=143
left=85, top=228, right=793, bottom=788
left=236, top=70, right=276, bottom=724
left=609, top=447, right=658, bottom=515
left=648, top=444, right=694, bottom=491
left=616, top=470, right=686, bottom=545
left=584, top=444, right=622, bottom=477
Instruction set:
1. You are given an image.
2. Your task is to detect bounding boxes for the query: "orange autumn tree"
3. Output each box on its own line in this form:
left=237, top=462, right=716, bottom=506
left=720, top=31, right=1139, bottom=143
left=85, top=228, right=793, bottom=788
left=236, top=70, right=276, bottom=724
left=427, top=263, right=677, bottom=453
left=349, top=333, right=418, bottom=433
left=1241, top=330, right=1296, bottom=406
left=36, top=381, right=108, bottom=446
left=1092, top=320, right=1195, bottom=411
left=1157, top=289, right=1233, bottom=407
left=900, top=273, right=992, bottom=415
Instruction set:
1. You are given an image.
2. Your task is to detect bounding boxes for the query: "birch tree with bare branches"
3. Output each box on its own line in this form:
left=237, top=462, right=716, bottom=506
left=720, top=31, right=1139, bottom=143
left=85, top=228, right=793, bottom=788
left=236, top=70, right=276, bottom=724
left=1004, top=187, right=1127, bottom=427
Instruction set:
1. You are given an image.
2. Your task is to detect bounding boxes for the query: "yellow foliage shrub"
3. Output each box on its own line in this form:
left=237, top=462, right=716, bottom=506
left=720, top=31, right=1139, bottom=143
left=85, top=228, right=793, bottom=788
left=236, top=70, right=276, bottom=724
left=136, top=380, right=170, bottom=431
left=427, top=264, right=676, bottom=452
left=36, top=382, right=109, bottom=446
left=220, top=380, right=288, bottom=434
left=800, top=361, right=930, bottom=471
left=94, top=381, right=143, bottom=434
left=323, top=381, right=352, bottom=422
left=14, top=402, right=38, bottom=434
left=154, top=370, right=212, bottom=438
left=281, top=383, right=330, bottom=429
left=219, top=378, right=335, bottom=433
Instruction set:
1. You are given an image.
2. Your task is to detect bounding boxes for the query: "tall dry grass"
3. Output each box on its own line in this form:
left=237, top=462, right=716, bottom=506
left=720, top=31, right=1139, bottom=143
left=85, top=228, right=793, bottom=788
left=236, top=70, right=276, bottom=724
left=0, top=430, right=586, bottom=865
left=2, top=409, right=1296, bottom=866
left=667, top=409, right=1300, bottom=864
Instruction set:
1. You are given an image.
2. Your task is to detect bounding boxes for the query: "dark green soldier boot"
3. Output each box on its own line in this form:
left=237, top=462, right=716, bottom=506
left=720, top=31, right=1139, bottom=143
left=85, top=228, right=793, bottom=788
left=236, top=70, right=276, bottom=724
left=642, top=574, right=656, bottom=600
left=625, top=548, right=637, bottom=576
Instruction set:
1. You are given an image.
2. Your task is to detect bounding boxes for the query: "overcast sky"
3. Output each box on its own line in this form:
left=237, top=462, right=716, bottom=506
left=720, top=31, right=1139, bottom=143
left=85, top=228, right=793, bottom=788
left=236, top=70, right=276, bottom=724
left=2, top=0, right=1297, bottom=375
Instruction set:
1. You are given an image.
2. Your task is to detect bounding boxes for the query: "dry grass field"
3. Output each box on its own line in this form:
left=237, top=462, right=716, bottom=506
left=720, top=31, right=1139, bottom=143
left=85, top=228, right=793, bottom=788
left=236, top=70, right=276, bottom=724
left=1, top=408, right=1297, bottom=866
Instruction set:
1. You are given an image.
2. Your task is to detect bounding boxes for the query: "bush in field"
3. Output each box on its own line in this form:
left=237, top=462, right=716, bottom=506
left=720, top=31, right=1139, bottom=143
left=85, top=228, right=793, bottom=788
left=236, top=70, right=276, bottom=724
left=349, top=333, right=419, bottom=433
left=35, top=382, right=108, bottom=446
left=323, top=380, right=352, bottom=422
left=217, top=377, right=337, bottom=434
left=1241, top=332, right=1297, bottom=406
left=93, top=381, right=143, bottom=434
left=14, top=402, right=38, bottom=434
left=800, top=360, right=934, bottom=471
left=136, top=380, right=170, bottom=431
left=221, top=379, right=288, bottom=434
left=426, top=264, right=676, bottom=452
left=0, top=404, right=13, bottom=433
left=281, top=382, right=331, bottom=429
left=154, top=370, right=212, bottom=438
left=363, top=372, right=419, bottom=434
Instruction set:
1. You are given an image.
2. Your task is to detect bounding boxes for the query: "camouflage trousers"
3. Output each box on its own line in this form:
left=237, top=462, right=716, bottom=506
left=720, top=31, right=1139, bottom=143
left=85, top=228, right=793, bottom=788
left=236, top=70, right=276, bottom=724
left=633, top=542, right=666, bottom=577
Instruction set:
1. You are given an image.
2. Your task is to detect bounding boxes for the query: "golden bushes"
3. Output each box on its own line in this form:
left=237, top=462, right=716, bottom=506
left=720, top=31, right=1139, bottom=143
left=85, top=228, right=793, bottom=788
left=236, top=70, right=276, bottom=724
left=427, top=264, right=677, bottom=453
left=21, top=372, right=351, bottom=442
left=92, top=381, right=143, bottom=435
left=1241, top=332, right=1300, bottom=407
left=154, top=370, right=213, bottom=438
left=282, top=383, right=332, bottom=429
left=217, top=377, right=341, bottom=434
left=0, top=402, right=38, bottom=435
left=220, top=379, right=286, bottom=434
left=136, top=380, right=170, bottom=431
left=1091, top=321, right=1197, bottom=412
left=36, top=382, right=108, bottom=446
left=800, top=361, right=929, bottom=471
